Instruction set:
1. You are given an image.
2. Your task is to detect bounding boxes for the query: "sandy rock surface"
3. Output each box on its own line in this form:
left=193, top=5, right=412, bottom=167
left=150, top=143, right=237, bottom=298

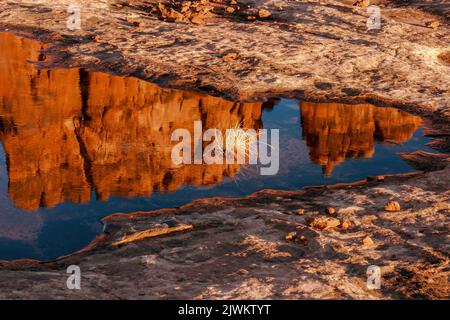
left=0, top=0, right=449, bottom=116
left=0, top=168, right=448, bottom=299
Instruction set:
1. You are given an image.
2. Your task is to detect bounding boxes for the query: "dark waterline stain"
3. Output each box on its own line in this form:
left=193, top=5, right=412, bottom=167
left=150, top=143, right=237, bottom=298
left=0, top=32, right=434, bottom=260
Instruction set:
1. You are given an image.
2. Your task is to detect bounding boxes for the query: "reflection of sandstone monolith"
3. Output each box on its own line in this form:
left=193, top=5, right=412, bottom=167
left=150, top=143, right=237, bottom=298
left=0, top=32, right=90, bottom=210
left=300, top=102, right=422, bottom=176
left=0, top=32, right=262, bottom=210
left=79, top=72, right=262, bottom=200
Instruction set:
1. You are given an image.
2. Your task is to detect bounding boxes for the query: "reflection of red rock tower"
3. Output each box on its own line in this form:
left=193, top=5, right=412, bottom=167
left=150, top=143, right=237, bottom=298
left=373, top=107, right=423, bottom=143
left=80, top=72, right=263, bottom=201
left=0, top=32, right=91, bottom=210
left=0, top=32, right=263, bottom=210
left=300, top=102, right=422, bottom=176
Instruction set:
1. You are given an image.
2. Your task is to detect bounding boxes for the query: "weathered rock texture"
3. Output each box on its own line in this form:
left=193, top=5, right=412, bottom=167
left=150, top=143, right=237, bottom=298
left=0, top=0, right=448, bottom=117
left=0, top=168, right=448, bottom=299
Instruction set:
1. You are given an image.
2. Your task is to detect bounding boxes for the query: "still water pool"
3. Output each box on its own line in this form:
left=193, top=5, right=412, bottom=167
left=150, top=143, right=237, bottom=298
left=0, top=32, right=434, bottom=260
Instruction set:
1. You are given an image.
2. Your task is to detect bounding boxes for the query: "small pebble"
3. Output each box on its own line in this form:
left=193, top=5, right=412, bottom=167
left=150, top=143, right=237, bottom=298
left=339, top=219, right=351, bottom=230
left=258, top=9, right=272, bottom=19
left=367, top=175, right=385, bottom=182
left=225, top=7, right=235, bottom=14
left=362, top=236, right=374, bottom=246
left=285, top=231, right=297, bottom=241
left=384, top=201, right=401, bottom=212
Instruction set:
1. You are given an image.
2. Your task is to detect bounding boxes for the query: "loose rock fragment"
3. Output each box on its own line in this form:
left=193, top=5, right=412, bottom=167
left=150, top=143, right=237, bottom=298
left=225, top=6, right=235, bottom=14
left=222, top=52, right=238, bottom=60
left=367, top=175, right=385, bottom=182
left=285, top=231, right=297, bottom=241
left=426, top=21, right=440, bottom=29
left=339, top=219, right=352, bottom=230
left=258, top=9, right=272, bottom=19
left=325, top=207, right=336, bottom=215
left=362, top=236, right=374, bottom=246
left=307, top=216, right=340, bottom=230
left=384, top=201, right=401, bottom=212
left=353, top=0, right=370, bottom=7
left=191, top=15, right=206, bottom=24
left=285, top=231, right=308, bottom=244
left=132, top=21, right=145, bottom=27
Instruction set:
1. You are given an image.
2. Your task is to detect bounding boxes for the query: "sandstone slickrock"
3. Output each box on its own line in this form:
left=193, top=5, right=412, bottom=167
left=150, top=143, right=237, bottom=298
left=0, top=0, right=448, bottom=115
left=401, top=151, right=450, bottom=172
left=112, top=224, right=194, bottom=246
left=0, top=167, right=448, bottom=299
left=0, top=0, right=448, bottom=300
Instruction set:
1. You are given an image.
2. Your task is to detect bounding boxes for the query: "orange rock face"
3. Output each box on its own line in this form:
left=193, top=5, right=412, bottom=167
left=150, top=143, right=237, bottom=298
left=300, top=102, right=422, bottom=176
left=0, top=32, right=262, bottom=210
